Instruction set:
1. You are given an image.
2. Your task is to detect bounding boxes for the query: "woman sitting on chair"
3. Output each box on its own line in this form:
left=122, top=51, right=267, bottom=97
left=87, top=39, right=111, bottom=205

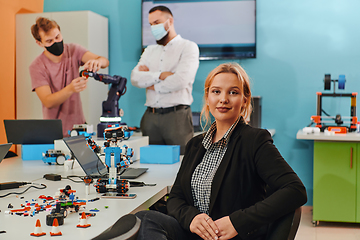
left=135, top=62, right=307, bottom=240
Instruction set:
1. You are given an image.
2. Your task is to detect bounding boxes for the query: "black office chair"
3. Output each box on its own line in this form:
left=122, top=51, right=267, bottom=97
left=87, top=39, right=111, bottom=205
left=92, top=214, right=141, bottom=240
left=264, top=184, right=302, bottom=240
left=265, top=207, right=302, bottom=240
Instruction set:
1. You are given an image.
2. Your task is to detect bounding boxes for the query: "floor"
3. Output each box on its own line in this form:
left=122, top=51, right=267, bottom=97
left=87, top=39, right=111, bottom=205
left=295, top=206, right=360, bottom=240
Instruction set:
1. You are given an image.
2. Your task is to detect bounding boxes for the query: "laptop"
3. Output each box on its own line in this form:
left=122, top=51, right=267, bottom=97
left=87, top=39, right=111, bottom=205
left=4, top=119, right=63, bottom=144
left=63, top=135, right=148, bottom=179
left=0, top=143, right=12, bottom=163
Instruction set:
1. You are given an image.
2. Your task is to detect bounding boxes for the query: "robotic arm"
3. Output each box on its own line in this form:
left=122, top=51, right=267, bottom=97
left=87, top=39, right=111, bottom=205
left=80, top=70, right=127, bottom=120
left=80, top=70, right=127, bottom=137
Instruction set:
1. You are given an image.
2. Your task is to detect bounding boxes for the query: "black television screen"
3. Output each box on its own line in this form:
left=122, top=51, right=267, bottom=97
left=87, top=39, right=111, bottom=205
left=142, top=0, right=256, bottom=60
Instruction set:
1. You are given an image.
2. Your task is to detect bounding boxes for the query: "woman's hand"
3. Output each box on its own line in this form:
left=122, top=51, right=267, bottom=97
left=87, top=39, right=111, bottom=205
left=190, top=213, right=220, bottom=240
left=214, top=216, right=238, bottom=240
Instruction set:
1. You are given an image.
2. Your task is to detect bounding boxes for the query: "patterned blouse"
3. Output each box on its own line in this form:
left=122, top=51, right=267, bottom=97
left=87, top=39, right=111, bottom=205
left=191, top=117, right=240, bottom=214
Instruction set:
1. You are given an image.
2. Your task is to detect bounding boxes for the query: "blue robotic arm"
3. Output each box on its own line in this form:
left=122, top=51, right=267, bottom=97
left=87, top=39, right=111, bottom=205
left=80, top=70, right=127, bottom=137
left=80, top=70, right=127, bottom=119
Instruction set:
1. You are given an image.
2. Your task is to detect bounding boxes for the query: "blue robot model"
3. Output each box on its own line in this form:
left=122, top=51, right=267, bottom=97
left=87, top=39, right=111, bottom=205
left=98, top=125, right=134, bottom=193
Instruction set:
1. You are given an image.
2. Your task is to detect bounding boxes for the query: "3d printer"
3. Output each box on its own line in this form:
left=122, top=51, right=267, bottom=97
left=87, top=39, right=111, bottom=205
left=310, top=74, right=358, bottom=133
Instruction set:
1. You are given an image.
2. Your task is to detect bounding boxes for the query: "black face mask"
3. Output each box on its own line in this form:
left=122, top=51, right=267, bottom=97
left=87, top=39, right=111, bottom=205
left=45, top=40, right=64, bottom=56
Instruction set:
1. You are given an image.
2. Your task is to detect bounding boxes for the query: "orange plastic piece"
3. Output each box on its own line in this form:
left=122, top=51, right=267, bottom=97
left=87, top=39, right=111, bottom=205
left=84, top=176, right=92, bottom=184
left=327, top=126, right=347, bottom=134
left=73, top=201, right=87, bottom=206
left=60, top=189, right=76, bottom=194
left=352, top=117, right=358, bottom=125
left=316, top=92, right=322, bottom=95
left=311, top=116, right=321, bottom=124
left=81, top=70, right=90, bottom=79
left=10, top=206, right=31, bottom=213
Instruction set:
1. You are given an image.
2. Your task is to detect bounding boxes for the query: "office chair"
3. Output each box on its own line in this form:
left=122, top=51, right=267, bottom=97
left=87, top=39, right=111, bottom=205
left=92, top=214, right=141, bottom=240
left=264, top=184, right=302, bottom=240
left=265, top=207, right=302, bottom=240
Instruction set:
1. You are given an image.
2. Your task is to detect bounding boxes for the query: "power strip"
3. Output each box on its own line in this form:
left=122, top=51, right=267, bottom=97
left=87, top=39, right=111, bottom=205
left=0, top=182, right=27, bottom=190
left=43, top=174, right=61, bottom=181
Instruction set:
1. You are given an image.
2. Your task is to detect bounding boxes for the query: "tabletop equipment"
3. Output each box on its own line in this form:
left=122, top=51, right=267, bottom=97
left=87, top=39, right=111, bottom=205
left=80, top=70, right=127, bottom=137
left=310, top=74, right=357, bottom=133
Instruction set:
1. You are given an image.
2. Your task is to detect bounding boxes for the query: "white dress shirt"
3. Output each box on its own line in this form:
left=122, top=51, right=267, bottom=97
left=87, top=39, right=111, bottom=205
left=131, top=35, right=199, bottom=108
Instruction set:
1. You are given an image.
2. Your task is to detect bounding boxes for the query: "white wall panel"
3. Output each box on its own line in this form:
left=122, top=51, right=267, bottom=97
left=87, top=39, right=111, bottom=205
left=16, top=11, right=109, bottom=133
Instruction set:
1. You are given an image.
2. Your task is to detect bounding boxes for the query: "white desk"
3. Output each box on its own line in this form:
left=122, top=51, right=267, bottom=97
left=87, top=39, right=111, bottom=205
left=0, top=154, right=180, bottom=239
left=296, top=130, right=360, bottom=141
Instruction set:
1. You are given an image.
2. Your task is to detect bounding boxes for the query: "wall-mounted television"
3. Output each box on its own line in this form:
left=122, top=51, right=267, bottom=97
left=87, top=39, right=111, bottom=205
left=142, top=0, right=256, bottom=60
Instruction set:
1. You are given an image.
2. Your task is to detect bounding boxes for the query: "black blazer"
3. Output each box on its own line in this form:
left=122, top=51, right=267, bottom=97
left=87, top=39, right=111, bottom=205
left=167, top=120, right=307, bottom=240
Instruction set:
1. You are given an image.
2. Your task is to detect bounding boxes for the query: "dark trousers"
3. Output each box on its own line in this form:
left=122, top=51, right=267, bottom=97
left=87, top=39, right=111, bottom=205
left=135, top=210, right=195, bottom=240
left=135, top=210, right=267, bottom=240
left=140, top=106, right=193, bottom=155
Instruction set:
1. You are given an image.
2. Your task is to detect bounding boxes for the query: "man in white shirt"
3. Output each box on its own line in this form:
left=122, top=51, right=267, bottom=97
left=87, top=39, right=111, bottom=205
left=131, top=5, right=199, bottom=155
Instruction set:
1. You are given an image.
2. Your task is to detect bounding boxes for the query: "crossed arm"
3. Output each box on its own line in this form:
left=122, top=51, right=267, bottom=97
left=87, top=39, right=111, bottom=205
left=131, top=42, right=199, bottom=93
left=137, top=65, right=174, bottom=91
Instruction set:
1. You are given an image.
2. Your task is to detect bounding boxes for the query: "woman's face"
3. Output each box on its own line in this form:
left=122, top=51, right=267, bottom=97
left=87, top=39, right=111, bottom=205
left=207, top=72, right=245, bottom=126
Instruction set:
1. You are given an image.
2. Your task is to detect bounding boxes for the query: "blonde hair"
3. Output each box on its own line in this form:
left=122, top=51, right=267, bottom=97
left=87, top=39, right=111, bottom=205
left=200, top=62, right=252, bottom=130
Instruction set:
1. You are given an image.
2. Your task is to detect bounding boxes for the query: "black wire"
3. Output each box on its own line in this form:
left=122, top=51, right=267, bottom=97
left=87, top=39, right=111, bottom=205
left=321, top=109, right=335, bottom=120
left=64, top=175, right=86, bottom=183
left=0, top=183, right=47, bottom=198
left=306, top=109, right=333, bottom=127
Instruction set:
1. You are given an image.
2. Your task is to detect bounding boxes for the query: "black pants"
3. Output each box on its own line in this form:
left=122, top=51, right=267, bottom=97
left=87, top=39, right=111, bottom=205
left=135, top=210, right=194, bottom=240
left=135, top=210, right=267, bottom=240
left=140, top=106, right=194, bottom=155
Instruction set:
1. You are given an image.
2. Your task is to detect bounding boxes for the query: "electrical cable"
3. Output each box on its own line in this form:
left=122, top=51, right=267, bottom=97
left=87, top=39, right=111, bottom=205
left=129, top=181, right=156, bottom=187
left=321, top=109, right=335, bottom=120
left=307, top=121, right=315, bottom=127
left=64, top=175, right=85, bottom=183
left=0, top=183, right=47, bottom=198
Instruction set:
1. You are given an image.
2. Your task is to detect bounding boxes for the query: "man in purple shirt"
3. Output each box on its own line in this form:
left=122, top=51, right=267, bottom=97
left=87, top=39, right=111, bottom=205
left=29, top=17, right=109, bottom=136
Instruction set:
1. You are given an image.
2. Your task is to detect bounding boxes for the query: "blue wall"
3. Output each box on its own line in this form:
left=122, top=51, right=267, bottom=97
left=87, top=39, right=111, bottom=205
left=44, top=0, right=360, bottom=205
